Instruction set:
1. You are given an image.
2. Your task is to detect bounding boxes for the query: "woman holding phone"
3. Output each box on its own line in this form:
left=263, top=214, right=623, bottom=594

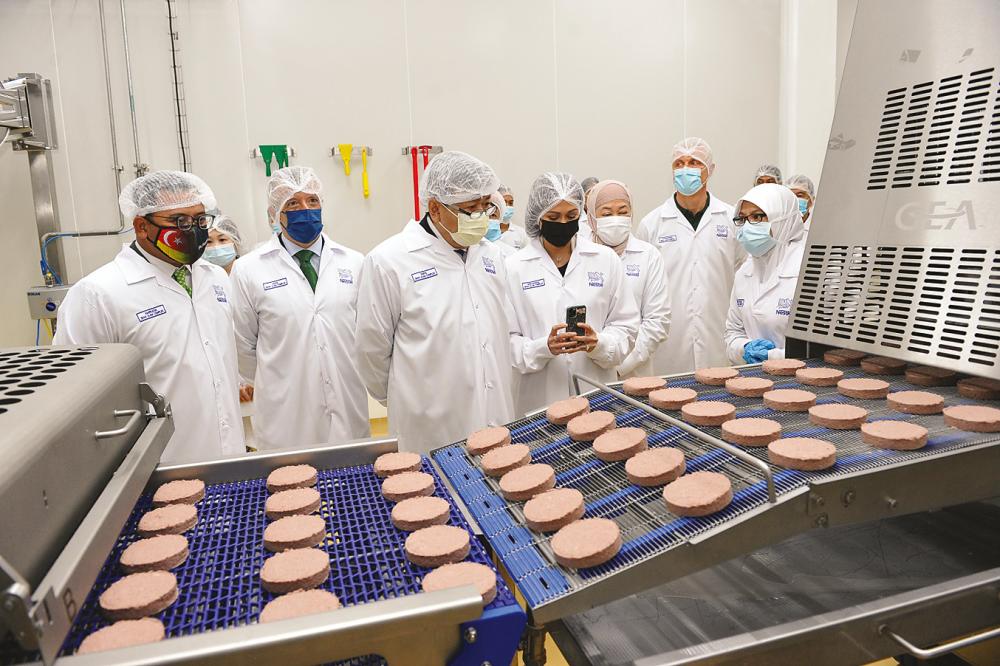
left=505, top=172, right=639, bottom=416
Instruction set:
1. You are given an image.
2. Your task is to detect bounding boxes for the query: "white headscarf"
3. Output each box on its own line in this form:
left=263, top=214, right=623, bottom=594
left=734, top=184, right=805, bottom=282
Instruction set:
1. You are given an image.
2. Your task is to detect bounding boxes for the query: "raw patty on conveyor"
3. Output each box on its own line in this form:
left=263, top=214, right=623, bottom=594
left=380, top=472, right=435, bottom=502
left=404, top=525, right=471, bottom=568
left=266, top=487, right=322, bottom=519
left=421, top=562, right=498, bottom=605
left=99, top=571, right=178, bottom=621
left=767, top=437, right=837, bottom=471
left=260, top=547, right=330, bottom=594
left=681, top=400, right=736, bottom=426
left=373, top=452, right=422, bottom=477
left=795, top=367, right=844, bottom=386
left=763, top=388, right=817, bottom=412
left=694, top=367, right=739, bottom=386
left=481, top=443, right=531, bottom=477
left=152, top=479, right=205, bottom=507
left=861, top=420, right=928, bottom=450
left=808, top=403, right=868, bottom=429
left=837, top=377, right=890, bottom=399
left=391, top=496, right=452, bottom=531
left=266, top=465, right=318, bottom=493
left=593, top=427, right=648, bottom=461
left=860, top=355, right=907, bottom=375
left=137, top=504, right=198, bottom=537
left=567, top=411, right=617, bottom=441
left=120, top=534, right=189, bottom=574
left=648, top=387, right=698, bottom=410
left=546, top=396, right=590, bottom=425
left=762, top=358, right=806, bottom=376
left=622, top=376, right=667, bottom=396
left=823, top=348, right=866, bottom=366
left=260, top=589, right=341, bottom=623
left=887, top=390, right=944, bottom=415
left=77, top=618, right=165, bottom=655
left=551, top=518, right=622, bottom=569
left=466, top=426, right=511, bottom=455
left=905, top=365, right=958, bottom=387
left=721, top=418, right=782, bottom=447
left=625, top=448, right=686, bottom=486
left=523, top=488, right=586, bottom=532
left=942, top=405, right=1000, bottom=433
left=725, top=376, right=774, bottom=398
left=663, top=472, right=733, bottom=517
left=957, top=377, right=1000, bottom=401
left=498, top=464, right=556, bottom=501
left=263, top=515, right=326, bottom=552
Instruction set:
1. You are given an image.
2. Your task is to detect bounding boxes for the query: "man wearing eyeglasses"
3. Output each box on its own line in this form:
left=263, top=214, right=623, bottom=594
left=54, top=171, right=245, bottom=464
left=355, top=151, right=516, bottom=454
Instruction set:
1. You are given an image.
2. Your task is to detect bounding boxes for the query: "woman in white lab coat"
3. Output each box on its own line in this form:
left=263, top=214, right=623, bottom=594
left=724, top=183, right=807, bottom=364
left=505, top=172, right=639, bottom=416
left=583, top=180, right=670, bottom=378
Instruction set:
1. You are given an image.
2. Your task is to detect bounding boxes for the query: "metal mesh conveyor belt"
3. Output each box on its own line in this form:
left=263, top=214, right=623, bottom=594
left=45, top=458, right=516, bottom=661
left=432, top=359, right=1000, bottom=618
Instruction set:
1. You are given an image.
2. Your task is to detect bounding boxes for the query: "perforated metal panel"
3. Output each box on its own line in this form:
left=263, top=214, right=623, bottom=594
left=793, top=0, right=1000, bottom=378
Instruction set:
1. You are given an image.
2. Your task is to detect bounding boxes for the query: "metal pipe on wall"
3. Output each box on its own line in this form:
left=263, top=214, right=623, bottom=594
left=120, top=0, right=146, bottom=177
left=99, top=0, right=124, bottom=204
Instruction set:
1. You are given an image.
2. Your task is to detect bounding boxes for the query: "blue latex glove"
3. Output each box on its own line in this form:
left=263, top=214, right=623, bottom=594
left=742, top=338, right=776, bottom=364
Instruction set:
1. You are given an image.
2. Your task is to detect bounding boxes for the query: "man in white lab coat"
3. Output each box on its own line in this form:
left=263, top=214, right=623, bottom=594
left=497, top=183, right=528, bottom=250
left=54, top=171, right=245, bottom=464
left=355, top=151, right=516, bottom=454
left=229, top=167, right=370, bottom=450
left=635, top=137, right=746, bottom=374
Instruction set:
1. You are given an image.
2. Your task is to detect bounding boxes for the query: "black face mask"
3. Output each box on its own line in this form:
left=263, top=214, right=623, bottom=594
left=540, top=218, right=580, bottom=247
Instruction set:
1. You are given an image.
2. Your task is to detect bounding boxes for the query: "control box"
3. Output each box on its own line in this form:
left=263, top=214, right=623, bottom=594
left=27, top=285, right=71, bottom=320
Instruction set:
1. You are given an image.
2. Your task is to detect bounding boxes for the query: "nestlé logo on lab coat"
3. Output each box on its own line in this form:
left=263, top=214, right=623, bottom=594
left=212, top=285, right=227, bottom=303
left=482, top=257, right=496, bottom=275
left=587, top=271, right=604, bottom=287
left=715, top=224, right=729, bottom=238
left=338, top=268, right=354, bottom=284
left=626, top=264, right=640, bottom=277
left=776, top=297, right=792, bottom=315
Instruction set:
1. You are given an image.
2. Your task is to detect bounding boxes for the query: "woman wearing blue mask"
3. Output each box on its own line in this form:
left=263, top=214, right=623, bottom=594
left=487, top=191, right=517, bottom=258
left=724, top=184, right=806, bottom=365
left=497, top=183, right=528, bottom=250
left=204, top=214, right=243, bottom=274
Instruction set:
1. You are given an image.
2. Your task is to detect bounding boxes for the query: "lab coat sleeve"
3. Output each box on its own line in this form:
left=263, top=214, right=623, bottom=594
left=724, top=283, right=751, bottom=365
left=354, top=254, right=399, bottom=405
left=52, top=281, right=117, bottom=345
left=588, top=258, right=640, bottom=370
left=618, top=249, right=670, bottom=376
left=505, top=260, right=556, bottom=374
left=229, top=263, right=258, bottom=382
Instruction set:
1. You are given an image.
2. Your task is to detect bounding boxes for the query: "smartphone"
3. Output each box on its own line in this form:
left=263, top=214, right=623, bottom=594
left=566, top=305, right=587, bottom=336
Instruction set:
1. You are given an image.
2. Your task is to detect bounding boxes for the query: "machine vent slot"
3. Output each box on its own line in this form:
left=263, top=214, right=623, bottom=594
left=867, top=68, right=999, bottom=190
left=793, top=245, right=999, bottom=369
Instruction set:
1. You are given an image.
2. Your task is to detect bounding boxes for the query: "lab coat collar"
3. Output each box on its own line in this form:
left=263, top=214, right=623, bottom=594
left=622, top=235, right=645, bottom=254
left=115, top=243, right=189, bottom=297
left=403, top=217, right=489, bottom=261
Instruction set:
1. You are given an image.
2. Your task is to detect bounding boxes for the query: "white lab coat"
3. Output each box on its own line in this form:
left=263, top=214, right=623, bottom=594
left=355, top=219, right=516, bottom=454
left=53, top=244, right=245, bottom=464
left=505, top=237, right=639, bottom=416
left=615, top=236, right=671, bottom=378
left=229, top=234, right=370, bottom=451
left=499, top=224, right=529, bottom=250
left=635, top=194, right=744, bottom=374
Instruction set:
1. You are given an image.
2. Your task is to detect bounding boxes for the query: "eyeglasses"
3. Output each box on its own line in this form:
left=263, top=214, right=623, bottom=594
left=144, top=213, right=215, bottom=231
left=732, top=212, right=768, bottom=226
left=444, top=203, right=498, bottom=218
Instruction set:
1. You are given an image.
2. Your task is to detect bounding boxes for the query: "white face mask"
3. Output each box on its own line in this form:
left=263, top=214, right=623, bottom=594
left=594, top=215, right=632, bottom=246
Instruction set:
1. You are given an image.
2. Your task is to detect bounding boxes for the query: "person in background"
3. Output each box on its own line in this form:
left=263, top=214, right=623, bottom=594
left=487, top=191, right=517, bottom=258
left=355, top=151, right=515, bottom=453
left=204, top=214, right=243, bottom=274
left=54, top=171, right=244, bottom=464
left=753, top=164, right=783, bottom=186
left=580, top=176, right=600, bottom=226
left=724, top=184, right=806, bottom=364
left=505, top=172, right=638, bottom=415
left=786, top=173, right=816, bottom=227
left=497, top=183, right=528, bottom=250
left=635, top=137, right=744, bottom=374
left=584, top=180, right=670, bottom=378
left=229, top=166, right=369, bottom=451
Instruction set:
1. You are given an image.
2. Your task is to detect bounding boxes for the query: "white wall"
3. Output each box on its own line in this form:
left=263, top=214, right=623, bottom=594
left=0, top=0, right=840, bottom=348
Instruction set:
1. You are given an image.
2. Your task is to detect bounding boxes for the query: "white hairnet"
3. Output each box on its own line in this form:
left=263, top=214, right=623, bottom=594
left=524, top=172, right=583, bottom=239
left=419, top=151, right=499, bottom=209
left=580, top=176, right=600, bottom=193
left=211, top=214, right=244, bottom=256
left=754, top=164, right=783, bottom=184
left=497, top=183, right=512, bottom=196
left=119, top=170, right=216, bottom=220
left=736, top=183, right=804, bottom=247
left=267, top=166, right=323, bottom=227
left=489, top=191, right=507, bottom=219
left=672, top=137, right=715, bottom=173
left=787, top=173, right=816, bottom=199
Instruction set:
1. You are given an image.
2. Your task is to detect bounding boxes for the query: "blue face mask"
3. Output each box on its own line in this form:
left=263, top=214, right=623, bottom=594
left=502, top=207, right=515, bottom=223
left=485, top=219, right=503, bottom=242
left=202, top=243, right=237, bottom=267
left=797, top=198, right=809, bottom=216
left=283, top=208, right=323, bottom=244
left=737, top=221, right=777, bottom=257
left=674, top=167, right=703, bottom=196
left=271, top=222, right=282, bottom=235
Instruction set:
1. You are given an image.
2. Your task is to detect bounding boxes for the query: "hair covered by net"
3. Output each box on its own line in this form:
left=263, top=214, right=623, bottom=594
left=786, top=173, right=816, bottom=199
left=210, top=214, right=244, bottom=256
left=119, top=170, right=217, bottom=220
left=267, top=166, right=323, bottom=226
left=524, top=172, right=584, bottom=239
left=672, top=136, right=715, bottom=173
left=419, top=150, right=499, bottom=209
left=754, top=164, right=783, bottom=184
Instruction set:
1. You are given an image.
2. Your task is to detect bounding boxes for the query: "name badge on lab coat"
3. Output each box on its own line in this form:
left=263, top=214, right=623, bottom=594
left=658, top=234, right=678, bottom=244
left=522, top=278, right=545, bottom=290
left=715, top=224, right=729, bottom=238
left=411, top=267, right=438, bottom=283
left=136, top=304, right=167, bottom=322
left=263, top=278, right=288, bottom=291
left=588, top=271, right=605, bottom=288
left=338, top=268, right=354, bottom=284
left=482, top=257, right=496, bottom=275
left=776, top=298, right=792, bottom=316
left=626, top=264, right=640, bottom=277
left=213, top=285, right=227, bottom=303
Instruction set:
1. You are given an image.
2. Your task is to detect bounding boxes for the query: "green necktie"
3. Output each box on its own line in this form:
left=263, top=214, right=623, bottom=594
left=172, top=266, right=192, bottom=297
left=295, top=250, right=318, bottom=292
